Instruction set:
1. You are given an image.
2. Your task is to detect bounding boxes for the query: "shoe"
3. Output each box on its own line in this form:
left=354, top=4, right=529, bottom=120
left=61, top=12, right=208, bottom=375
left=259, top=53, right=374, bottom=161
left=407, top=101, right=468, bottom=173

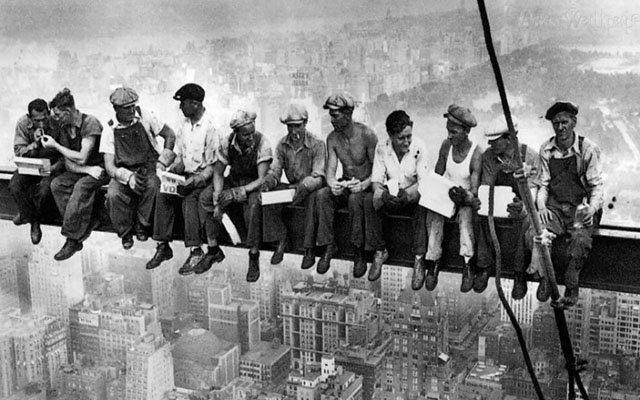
left=301, top=249, right=315, bottom=270
left=460, top=261, right=474, bottom=293
left=353, top=249, right=367, bottom=278
left=368, top=248, right=388, bottom=282
left=146, top=242, right=173, bottom=270
left=179, top=248, right=204, bottom=276
left=135, top=229, right=149, bottom=242
left=411, top=257, right=426, bottom=290
left=13, top=213, right=28, bottom=226
left=473, top=269, right=490, bottom=293
left=54, top=239, right=83, bottom=261
left=511, top=273, right=528, bottom=300
left=270, top=238, right=288, bottom=265
left=559, top=287, right=579, bottom=308
left=121, top=233, right=134, bottom=250
left=424, top=260, right=439, bottom=291
left=246, top=252, right=260, bottom=282
left=317, top=244, right=337, bottom=275
left=536, top=277, right=551, bottom=302
left=193, top=247, right=225, bottom=274
left=30, top=222, right=42, bottom=245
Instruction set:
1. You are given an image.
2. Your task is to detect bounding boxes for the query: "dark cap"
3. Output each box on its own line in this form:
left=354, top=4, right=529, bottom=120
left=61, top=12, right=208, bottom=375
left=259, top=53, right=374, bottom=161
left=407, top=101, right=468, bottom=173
left=323, top=93, right=355, bottom=111
left=545, top=101, right=579, bottom=120
left=443, top=104, right=477, bottom=129
left=173, top=83, right=205, bottom=102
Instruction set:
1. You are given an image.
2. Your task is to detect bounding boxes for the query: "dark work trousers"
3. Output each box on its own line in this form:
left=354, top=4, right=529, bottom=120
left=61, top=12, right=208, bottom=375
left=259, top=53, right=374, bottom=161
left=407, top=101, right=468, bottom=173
left=200, top=185, right=262, bottom=248
left=105, top=168, right=159, bottom=238
left=9, top=172, right=55, bottom=223
left=477, top=215, right=527, bottom=273
left=315, top=187, right=381, bottom=252
left=262, top=184, right=319, bottom=249
left=370, top=199, right=427, bottom=255
left=51, top=171, right=110, bottom=242
left=153, top=187, right=207, bottom=247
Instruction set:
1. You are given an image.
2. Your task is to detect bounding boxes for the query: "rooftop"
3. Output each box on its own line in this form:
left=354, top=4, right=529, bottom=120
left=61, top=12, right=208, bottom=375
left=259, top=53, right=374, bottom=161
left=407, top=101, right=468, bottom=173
left=241, top=341, right=290, bottom=365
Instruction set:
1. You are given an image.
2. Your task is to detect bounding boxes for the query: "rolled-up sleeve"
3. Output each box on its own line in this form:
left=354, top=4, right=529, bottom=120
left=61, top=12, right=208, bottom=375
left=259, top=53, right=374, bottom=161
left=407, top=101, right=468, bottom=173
left=203, top=127, right=219, bottom=167
left=583, top=142, right=604, bottom=211
left=99, top=128, right=115, bottom=154
left=371, top=144, right=386, bottom=185
left=257, top=135, right=273, bottom=165
left=217, top=134, right=231, bottom=166
left=14, top=117, right=38, bottom=157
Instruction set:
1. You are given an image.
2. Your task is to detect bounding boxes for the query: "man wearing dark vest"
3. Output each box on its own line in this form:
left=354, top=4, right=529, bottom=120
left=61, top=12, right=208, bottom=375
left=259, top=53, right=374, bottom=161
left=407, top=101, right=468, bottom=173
left=10, top=98, right=64, bottom=244
left=534, top=101, right=603, bottom=307
left=101, top=87, right=176, bottom=250
left=146, top=83, right=220, bottom=274
left=41, top=88, right=109, bottom=261
left=475, top=115, right=539, bottom=298
left=199, top=110, right=272, bottom=281
left=260, top=103, right=326, bottom=268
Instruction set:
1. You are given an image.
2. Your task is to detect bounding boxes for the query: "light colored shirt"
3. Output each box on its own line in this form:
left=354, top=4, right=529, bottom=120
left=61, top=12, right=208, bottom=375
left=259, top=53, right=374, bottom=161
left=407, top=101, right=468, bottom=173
left=444, top=142, right=477, bottom=190
left=175, top=110, right=219, bottom=174
left=99, top=107, right=165, bottom=155
left=371, top=136, right=429, bottom=189
left=14, top=114, right=59, bottom=161
left=537, top=133, right=604, bottom=210
left=217, top=131, right=273, bottom=166
left=268, top=130, right=325, bottom=190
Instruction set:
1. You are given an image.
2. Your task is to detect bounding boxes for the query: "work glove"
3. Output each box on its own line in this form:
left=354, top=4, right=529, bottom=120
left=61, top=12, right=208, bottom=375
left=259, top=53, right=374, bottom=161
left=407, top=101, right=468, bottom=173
left=448, top=186, right=467, bottom=205
left=396, top=189, right=410, bottom=206
left=507, top=197, right=527, bottom=219
left=260, top=175, right=278, bottom=192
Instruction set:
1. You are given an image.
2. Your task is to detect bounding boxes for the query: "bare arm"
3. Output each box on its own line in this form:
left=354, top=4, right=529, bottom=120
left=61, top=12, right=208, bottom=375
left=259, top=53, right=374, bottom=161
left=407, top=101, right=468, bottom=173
left=325, top=135, right=339, bottom=188
left=158, top=124, right=176, bottom=150
left=104, top=153, right=117, bottom=178
left=240, top=161, right=270, bottom=194
left=212, top=161, right=226, bottom=201
left=469, top=146, right=483, bottom=196
left=434, top=139, right=450, bottom=176
left=44, top=135, right=98, bottom=166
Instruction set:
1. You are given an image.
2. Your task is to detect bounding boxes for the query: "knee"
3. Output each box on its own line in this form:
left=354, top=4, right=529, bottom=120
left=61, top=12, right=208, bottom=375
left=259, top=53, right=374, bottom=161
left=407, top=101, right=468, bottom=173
left=199, top=187, right=213, bottom=208
left=316, top=187, right=331, bottom=202
left=50, top=177, right=63, bottom=195
left=569, top=229, right=593, bottom=257
left=348, top=192, right=363, bottom=209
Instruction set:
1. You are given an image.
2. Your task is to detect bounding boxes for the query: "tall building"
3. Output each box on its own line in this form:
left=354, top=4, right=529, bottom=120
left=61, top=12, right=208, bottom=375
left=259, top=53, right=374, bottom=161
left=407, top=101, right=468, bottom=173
left=125, top=333, right=174, bottom=400
left=57, top=364, right=107, bottom=400
left=29, top=235, right=84, bottom=325
left=249, top=266, right=278, bottom=321
left=0, top=308, right=68, bottom=396
left=0, top=255, right=19, bottom=310
left=208, top=282, right=260, bottom=354
left=239, top=340, right=290, bottom=384
left=287, top=355, right=363, bottom=400
left=384, top=289, right=449, bottom=399
left=186, top=278, right=209, bottom=328
left=500, top=280, right=540, bottom=326
left=172, top=327, right=240, bottom=390
left=281, top=281, right=379, bottom=367
left=69, top=295, right=160, bottom=363
left=380, top=265, right=410, bottom=317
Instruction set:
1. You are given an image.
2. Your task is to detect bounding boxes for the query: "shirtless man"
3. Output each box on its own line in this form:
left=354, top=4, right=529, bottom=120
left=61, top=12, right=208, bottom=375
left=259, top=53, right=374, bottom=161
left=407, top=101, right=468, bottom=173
left=313, top=94, right=380, bottom=278
left=424, top=104, right=483, bottom=292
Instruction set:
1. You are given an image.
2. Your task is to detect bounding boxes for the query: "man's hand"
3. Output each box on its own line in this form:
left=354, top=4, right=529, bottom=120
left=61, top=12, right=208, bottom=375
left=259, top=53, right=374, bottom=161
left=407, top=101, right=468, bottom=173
left=507, top=197, right=527, bottom=219
left=218, top=190, right=235, bottom=208
left=468, top=196, right=481, bottom=211
left=40, top=135, right=58, bottom=149
left=330, top=182, right=344, bottom=196
left=156, top=161, right=166, bottom=172
left=87, top=166, right=105, bottom=181
left=292, top=183, right=310, bottom=206
left=34, top=128, right=44, bottom=144
left=577, top=204, right=596, bottom=226
left=213, top=205, right=223, bottom=220
left=347, top=179, right=367, bottom=193
left=396, top=189, right=410, bottom=206
left=513, top=163, right=533, bottom=180
left=177, top=177, right=195, bottom=196
left=538, top=208, right=554, bottom=225
left=448, top=186, right=467, bottom=205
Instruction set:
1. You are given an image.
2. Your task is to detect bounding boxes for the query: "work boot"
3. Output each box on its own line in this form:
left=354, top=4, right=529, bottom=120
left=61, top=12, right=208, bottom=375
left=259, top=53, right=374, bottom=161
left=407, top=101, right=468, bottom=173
left=317, top=244, right=337, bottom=275
left=559, top=287, right=580, bottom=308
left=179, top=247, right=204, bottom=276
left=411, top=257, right=426, bottom=290
left=146, top=242, right=173, bottom=270
left=353, top=248, right=367, bottom=278
left=460, top=260, right=475, bottom=293
left=246, top=252, right=260, bottom=282
left=368, top=248, right=388, bottom=282
left=511, top=272, right=528, bottom=300
left=193, top=246, right=225, bottom=274
left=121, top=233, right=134, bottom=250
left=13, top=213, right=28, bottom=226
left=473, top=269, right=490, bottom=293
left=30, top=222, right=42, bottom=245
left=270, top=238, right=288, bottom=265
left=54, top=239, right=83, bottom=261
left=536, top=276, right=551, bottom=302
left=424, top=259, right=440, bottom=291
left=301, top=248, right=315, bottom=270
left=135, top=229, right=149, bottom=242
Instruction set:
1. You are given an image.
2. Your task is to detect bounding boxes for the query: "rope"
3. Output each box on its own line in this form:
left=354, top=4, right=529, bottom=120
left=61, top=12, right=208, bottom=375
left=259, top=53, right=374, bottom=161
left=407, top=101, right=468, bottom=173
left=475, top=1, right=590, bottom=398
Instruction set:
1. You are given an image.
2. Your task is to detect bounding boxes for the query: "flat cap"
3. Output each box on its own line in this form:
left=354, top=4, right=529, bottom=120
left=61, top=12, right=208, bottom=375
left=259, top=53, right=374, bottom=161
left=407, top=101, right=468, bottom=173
left=485, top=115, right=519, bottom=141
left=443, top=104, right=477, bottom=128
left=109, top=87, right=139, bottom=107
left=173, top=83, right=205, bottom=102
left=230, top=110, right=257, bottom=129
left=545, top=101, right=579, bottom=120
left=323, top=93, right=355, bottom=110
left=280, top=103, right=309, bottom=124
